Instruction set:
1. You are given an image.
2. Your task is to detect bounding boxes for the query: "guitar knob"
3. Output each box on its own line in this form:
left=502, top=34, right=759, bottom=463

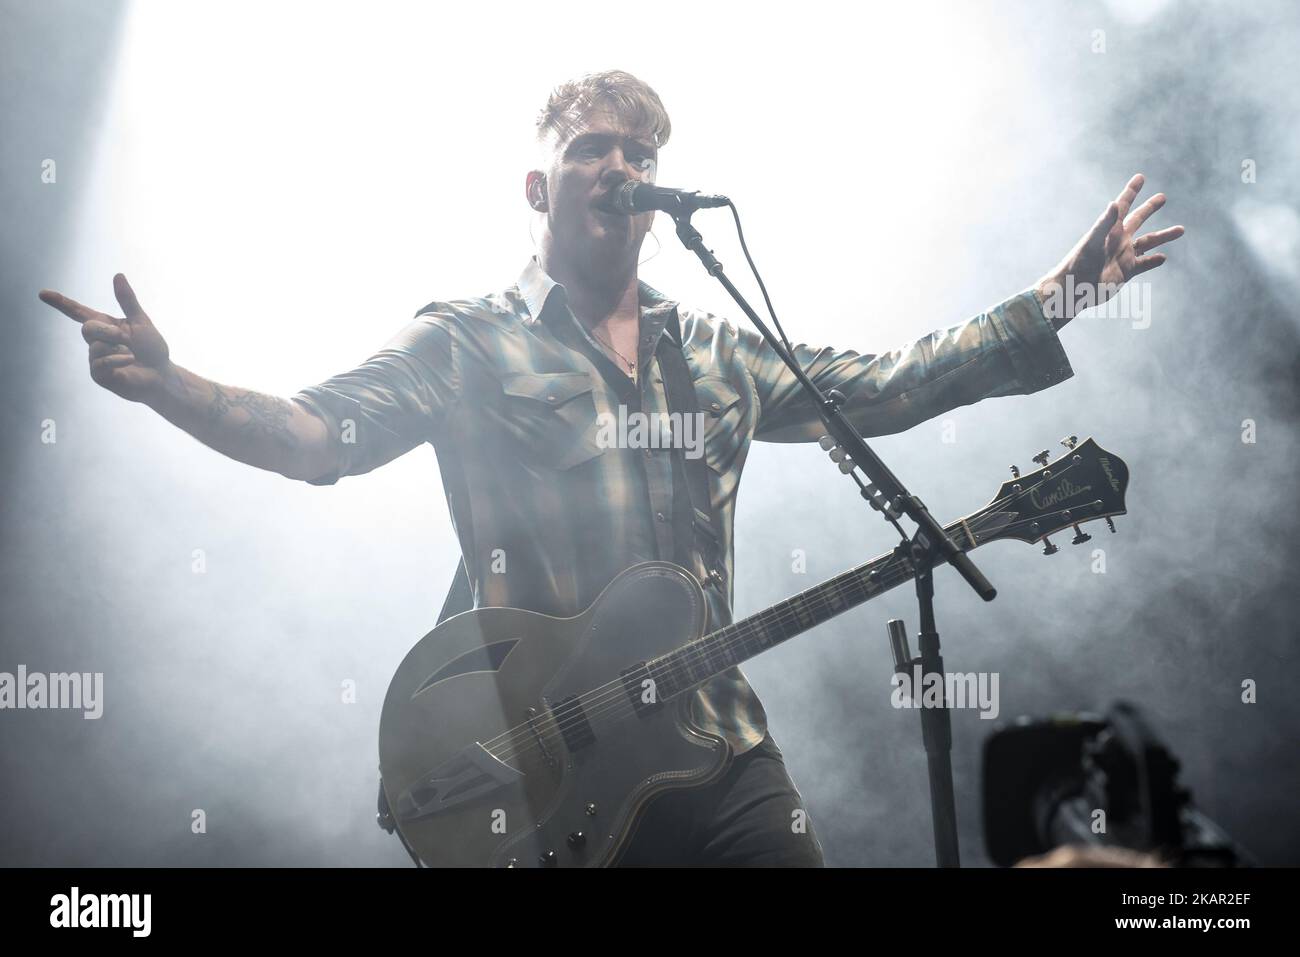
left=1105, top=517, right=1117, bottom=534
left=1032, top=450, right=1051, bottom=467
left=1071, top=524, right=1092, bottom=545
left=1042, top=536, right=1059, bottom=556
left=567, top=831, right=587, bottom=849
left=1060, top=435, right=1078, bottom=450
left=505, top=858, right=518, bottom=868
left=1009, top=465, right=1020, bottom=478
left=539, top=851, right=557, bottom=867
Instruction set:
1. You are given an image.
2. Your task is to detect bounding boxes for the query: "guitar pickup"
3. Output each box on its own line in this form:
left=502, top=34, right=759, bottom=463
left=551, top=695, right=596, bottom=752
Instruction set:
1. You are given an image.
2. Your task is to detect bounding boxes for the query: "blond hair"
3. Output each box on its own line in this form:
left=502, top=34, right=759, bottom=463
left=536, top=70, right=672, bottom=150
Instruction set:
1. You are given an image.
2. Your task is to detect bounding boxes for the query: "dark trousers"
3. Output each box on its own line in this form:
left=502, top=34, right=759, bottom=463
left=616, top=733, right=825, bottom=867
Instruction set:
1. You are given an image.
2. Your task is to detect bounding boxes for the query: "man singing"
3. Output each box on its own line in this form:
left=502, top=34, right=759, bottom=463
left=39, top=70, right=1183, bottom=866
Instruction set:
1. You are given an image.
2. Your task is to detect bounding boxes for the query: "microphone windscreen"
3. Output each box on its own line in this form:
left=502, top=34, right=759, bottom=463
left=612, top=180, right=644, bottom=213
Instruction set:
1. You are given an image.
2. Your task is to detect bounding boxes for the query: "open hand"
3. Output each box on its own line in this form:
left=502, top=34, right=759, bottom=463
left=1036, top=174, right=1185, bottom=325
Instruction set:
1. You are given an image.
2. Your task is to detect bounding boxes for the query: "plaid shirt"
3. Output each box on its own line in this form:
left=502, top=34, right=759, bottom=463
left=292, top=256, right=1073, bottom=754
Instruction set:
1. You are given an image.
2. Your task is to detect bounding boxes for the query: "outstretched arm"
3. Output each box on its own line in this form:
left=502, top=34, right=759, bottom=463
left=739, top=287, right=1072, bottom=444
left=739, top=174, right=1184, bottom=442
left=39, top=274, right=338, bottom=482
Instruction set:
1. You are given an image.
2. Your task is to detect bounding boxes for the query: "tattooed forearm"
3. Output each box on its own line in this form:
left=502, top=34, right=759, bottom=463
left=207, top=383, right=299, bottom=452
left=144, top=362, right=335, bottom=481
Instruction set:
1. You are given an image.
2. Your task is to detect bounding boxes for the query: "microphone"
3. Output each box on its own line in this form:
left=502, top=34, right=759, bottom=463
left=599, top=181, right=730, bottom=216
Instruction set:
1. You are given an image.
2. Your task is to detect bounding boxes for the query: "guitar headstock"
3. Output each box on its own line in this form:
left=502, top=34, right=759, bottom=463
left=964, top=436, right=1129, bottom=554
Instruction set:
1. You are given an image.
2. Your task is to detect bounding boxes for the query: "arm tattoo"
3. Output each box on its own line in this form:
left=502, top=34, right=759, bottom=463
left=207, top=383, right=299, bottom=452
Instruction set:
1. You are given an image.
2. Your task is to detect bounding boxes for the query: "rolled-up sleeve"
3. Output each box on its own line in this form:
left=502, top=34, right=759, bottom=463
left=290, top=314, right=460, bottom=485
left=740, top=288, right=1073, bottom=443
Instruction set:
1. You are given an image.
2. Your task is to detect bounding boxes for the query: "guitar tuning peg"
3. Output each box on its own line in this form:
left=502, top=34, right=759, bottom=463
left=838, top=459, right=855, bottom=474
left=1009, top=465, right=1021, bottom=478
left=1042, top=535, right=1059, bottom=556
left=1105, top=517, right=1117, bottom=534
left=1071, top=524, right=1092, bottom=545
left=818, top=435, right=835, bottom=450
left=1060, top=435, right=1078, bottom=450
left=1032, top=450, right=1051, bottom=467
left=829, top=447, right=848, bottom=463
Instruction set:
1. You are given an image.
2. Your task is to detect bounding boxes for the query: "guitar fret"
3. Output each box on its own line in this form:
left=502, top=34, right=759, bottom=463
left=725, top=626, right=752, bottom=663
left=704, top=633, right=729, bottom=674
left=826, top=586, right=846, bottom=613
left=791, top=595, right=814, bottom=628
left=647, top=657, right=679, bottom=700
left=770, top=610, right=794, bottom=641
left=681, top=651, right=699, bottom=688
left=686, top=642, right=707, bottom=683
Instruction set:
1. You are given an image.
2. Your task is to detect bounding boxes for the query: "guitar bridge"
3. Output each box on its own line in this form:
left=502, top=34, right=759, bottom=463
left=526, top=706, right=557, bottom=768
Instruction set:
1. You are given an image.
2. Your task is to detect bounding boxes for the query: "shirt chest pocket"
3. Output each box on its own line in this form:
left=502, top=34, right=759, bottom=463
left=499, top=371, right=605, bottom=470
left=692, top=375, right=745, bottom=476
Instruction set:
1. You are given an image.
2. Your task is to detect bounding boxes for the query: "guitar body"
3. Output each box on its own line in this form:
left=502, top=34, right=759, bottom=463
left=379, top=438, right=1131, bottom=868
left=379, top=561, right=729, bottom=868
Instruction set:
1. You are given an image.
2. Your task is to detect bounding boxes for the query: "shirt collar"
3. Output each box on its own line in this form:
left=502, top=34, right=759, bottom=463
left=516, top=255, right=681, bottom=346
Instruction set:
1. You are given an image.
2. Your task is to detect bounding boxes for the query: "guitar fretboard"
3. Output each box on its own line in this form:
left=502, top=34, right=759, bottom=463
left=644, top=518, right=976, bottom=700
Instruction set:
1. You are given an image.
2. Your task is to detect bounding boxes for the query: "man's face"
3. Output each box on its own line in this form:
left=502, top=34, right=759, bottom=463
left=531, top=106, right=659, bottom=271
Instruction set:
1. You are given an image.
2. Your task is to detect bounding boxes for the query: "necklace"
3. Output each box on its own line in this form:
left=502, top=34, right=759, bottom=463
left=592, top=326, right=637, bottom=379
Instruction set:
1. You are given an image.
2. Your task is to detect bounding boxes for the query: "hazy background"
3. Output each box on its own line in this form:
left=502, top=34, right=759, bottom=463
left=3, top=0, right=1297, bottom=866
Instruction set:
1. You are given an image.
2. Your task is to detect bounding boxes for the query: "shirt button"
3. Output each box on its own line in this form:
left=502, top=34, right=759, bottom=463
left=656, top=511, right=666, bottom=522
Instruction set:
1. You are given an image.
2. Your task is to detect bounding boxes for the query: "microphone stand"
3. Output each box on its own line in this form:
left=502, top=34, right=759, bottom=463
left=668, top=206, right=995, bottom=867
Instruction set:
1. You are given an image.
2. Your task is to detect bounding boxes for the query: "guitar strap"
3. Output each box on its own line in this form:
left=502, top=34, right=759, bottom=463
left=656, top=311, right=731, bottom=612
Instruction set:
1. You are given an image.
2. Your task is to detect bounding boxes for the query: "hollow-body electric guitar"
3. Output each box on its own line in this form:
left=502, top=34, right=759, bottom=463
left=379, top=437, right=1129, bottom=867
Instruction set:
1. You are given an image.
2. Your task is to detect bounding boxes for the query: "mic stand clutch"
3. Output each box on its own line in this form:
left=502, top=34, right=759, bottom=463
left=669, top=206, right=984, bottom=867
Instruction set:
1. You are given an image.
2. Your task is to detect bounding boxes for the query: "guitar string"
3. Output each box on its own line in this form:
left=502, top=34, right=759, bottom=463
left=473, top=460, right=1090, bottom=764
left=490, top=548, right=917, bottom=764
left=486, top=460, right=1091, bottom=765
left=485, top=460, right=1093, bottom=765
left=489, top=516, right=968, bottom=764
left=489, top=525, right=1039, bottom=767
